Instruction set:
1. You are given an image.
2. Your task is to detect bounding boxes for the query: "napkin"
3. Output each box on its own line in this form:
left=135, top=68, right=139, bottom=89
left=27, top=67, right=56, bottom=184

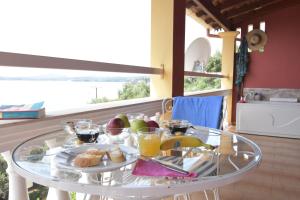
left=132, top=159, right=197, bottom=178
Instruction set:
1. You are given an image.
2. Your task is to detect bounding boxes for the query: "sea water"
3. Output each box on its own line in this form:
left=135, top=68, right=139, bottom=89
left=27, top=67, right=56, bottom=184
left=0, top=80, right=124, bottom=111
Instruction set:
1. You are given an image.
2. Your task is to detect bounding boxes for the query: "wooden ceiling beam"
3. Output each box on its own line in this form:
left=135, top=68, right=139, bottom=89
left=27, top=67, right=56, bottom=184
left=217, top=0, right=248, bottom=11
left=232, top=0, right=300, bottom=24
left=196, top=10, right=207, bottom=17
left=186, top=0, right=197, bottom=9
left=205, top=17, right=215, bottom=24
left=225, top=0, right=281, bottom=19
left=192, top=0, right=234, bottom=31
left=211, top=23, right=221, bottom=30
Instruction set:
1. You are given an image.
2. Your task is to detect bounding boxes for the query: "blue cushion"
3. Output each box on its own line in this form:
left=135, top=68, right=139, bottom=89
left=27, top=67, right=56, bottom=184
left=172, top=96, right=223, bottom=129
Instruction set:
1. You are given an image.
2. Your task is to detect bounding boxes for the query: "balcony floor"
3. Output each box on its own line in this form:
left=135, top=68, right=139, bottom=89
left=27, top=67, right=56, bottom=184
left=165, top=130, right=300, bottom=200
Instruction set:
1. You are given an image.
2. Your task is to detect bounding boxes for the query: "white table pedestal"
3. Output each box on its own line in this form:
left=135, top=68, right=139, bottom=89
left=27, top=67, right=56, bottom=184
left=1, top=151, right=29, bottom=200
left=47, top=188, right=70, bottom=200
left=46, top=139, right=71, bottom=200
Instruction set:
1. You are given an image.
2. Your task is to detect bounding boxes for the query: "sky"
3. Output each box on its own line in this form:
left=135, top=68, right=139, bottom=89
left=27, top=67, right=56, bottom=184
left=0, top=0, right=222, bottom=78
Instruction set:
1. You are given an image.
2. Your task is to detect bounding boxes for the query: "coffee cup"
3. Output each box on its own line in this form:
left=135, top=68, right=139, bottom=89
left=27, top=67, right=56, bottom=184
left=75, top=124, right=101, bottom=143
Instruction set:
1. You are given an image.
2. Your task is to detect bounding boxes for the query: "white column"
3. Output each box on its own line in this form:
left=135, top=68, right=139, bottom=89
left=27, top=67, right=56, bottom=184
left=1, top=151, right=29, bottom=200
left=46, top=139, right=70, bottom=200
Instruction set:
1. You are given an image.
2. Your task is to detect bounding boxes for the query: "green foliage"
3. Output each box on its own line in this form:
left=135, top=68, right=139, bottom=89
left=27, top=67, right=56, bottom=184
left=0, top=156, right=7, bottom=173
left=0, top=156, right=49, bottom=200
left=184, top=77, right=221, bottom=92
left=89, top=79, right=150, bottom=104
left=118, top=80, right=150, bottom=100
left=70, top=192, right=76, bottom=200
left=0, top=173, right=8, bottom=200
left=28, top=183, right=48, bottom=200
left=89, top=97, right=112, bottom=104
left=185, top=52, right=222, bottom=92
left=205, top=51, right=221, bottom=72
left=0, top=156, right=8, bottom=200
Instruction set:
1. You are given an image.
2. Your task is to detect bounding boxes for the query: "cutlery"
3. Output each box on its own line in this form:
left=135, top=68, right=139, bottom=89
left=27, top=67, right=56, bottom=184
left=140, top=157, right=190, bottom=175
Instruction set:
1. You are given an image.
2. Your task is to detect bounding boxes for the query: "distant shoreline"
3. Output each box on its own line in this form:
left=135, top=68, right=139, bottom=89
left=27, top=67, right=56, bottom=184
left=0, top=77, right=149, bottom=82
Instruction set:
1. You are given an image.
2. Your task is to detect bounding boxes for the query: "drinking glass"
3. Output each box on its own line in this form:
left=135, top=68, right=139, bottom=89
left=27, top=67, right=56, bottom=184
left=105, top=126, right=130, bottom=144
left=63, top=119, right=92, bottom=135
left=75, top=123, right=101, bottom=143
left=160, top=120, right=191, bottom=135
left=137, top=128, right=161, bottom=157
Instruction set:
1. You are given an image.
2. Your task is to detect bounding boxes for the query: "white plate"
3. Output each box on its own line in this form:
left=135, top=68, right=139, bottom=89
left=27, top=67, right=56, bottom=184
left=53, top=144, right=138, bottom=173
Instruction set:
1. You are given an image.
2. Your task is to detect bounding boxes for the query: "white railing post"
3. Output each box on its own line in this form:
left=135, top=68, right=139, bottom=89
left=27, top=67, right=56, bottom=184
left=1, top=151, right=29, bottom=200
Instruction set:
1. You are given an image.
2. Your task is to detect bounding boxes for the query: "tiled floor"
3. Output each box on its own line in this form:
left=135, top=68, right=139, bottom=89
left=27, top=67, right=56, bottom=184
left=166, top=131, right=300, bottom=200
left=103, top=130, right=300, bottom=200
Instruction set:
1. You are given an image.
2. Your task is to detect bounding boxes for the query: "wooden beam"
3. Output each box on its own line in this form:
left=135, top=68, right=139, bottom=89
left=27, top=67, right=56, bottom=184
left=186, top=0, right=196, bottom=9
left=172, top=0, right=186, bottom=97
left=207, top=28, right=221, bottom=38
left=233, top=0, right=300, bottom=24
left=0, top=52, right=163, bottom=75
left=205, top=17, right=215, bottom=24
left=217, top=0, right=248, bottom=11
left=225, top=0, right=280, bottom=19
left=186, top=8, right=212, bottom=29
left=196, top=10, right=207, bottom=17
left=192, top=0, right=234, bottom=31
left=184, top=71, right=226, bottom=78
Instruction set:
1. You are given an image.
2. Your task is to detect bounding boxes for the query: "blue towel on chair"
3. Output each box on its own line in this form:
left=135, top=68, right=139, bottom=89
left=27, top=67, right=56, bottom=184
left=172, top=96, right=223, bottom=129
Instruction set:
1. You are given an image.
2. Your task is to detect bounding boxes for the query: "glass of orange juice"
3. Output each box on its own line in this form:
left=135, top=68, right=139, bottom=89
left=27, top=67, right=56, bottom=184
left=137, top=128, right=161, bottom=157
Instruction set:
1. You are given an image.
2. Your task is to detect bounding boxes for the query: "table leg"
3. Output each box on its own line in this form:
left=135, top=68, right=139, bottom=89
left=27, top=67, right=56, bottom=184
left=174, top=194, right=191, bottom=200
left=75, top=173, right=102, bottom=200
left=113, top=198, right=161, bottom=200
left=1, top=151, right=29, bottom=200
left=204, top=190, right=209, bottom=200
left=213, top=188, right=220, bottom=200
left=47, top=188, right=70, bottom=200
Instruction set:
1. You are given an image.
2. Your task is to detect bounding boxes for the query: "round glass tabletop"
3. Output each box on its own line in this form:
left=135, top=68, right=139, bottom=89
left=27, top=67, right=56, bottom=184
left=12, top=126, right=262, bottom=199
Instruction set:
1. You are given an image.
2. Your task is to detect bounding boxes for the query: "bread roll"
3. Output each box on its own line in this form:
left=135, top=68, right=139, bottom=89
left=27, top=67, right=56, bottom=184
left=73, top=153, right=101, bottom=167
left=86, top=149, right=106, bottom=158
left=108, top=149, right=125, bottom=163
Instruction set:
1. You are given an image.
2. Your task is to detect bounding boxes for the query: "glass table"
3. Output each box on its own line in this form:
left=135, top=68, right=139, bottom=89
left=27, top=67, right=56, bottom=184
left=12, top=126, right=262, bottom=200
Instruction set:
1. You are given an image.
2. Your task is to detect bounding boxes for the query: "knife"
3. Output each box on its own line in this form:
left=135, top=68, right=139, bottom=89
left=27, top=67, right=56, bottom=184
left=150, top=158, right=190, bottom=175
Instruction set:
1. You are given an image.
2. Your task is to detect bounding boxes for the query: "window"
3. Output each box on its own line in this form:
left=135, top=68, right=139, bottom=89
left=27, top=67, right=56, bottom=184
left=247, top=24, right=254, bottom=52
left=0, top=0, right=151, bottom=67
left=260, top=21, right=266, bottom=32
left=248, top=24, right=254, bottom=32
left=184, top=16, right=223, bottom=93
left=259, top=21, right=266, bottom=52
left=0, top=0, right=153, bottom=112
left=236, top=27, right=242, bottom=52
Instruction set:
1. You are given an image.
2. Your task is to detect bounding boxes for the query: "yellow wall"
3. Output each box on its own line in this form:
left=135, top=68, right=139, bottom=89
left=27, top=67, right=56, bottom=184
left=150, top=0, right=174, bottom=98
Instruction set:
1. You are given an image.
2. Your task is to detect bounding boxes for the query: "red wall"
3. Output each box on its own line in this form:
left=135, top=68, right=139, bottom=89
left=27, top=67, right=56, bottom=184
left=232, top=4, right=300, bottom=124
left=240, top=4, right=300, bottom=88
